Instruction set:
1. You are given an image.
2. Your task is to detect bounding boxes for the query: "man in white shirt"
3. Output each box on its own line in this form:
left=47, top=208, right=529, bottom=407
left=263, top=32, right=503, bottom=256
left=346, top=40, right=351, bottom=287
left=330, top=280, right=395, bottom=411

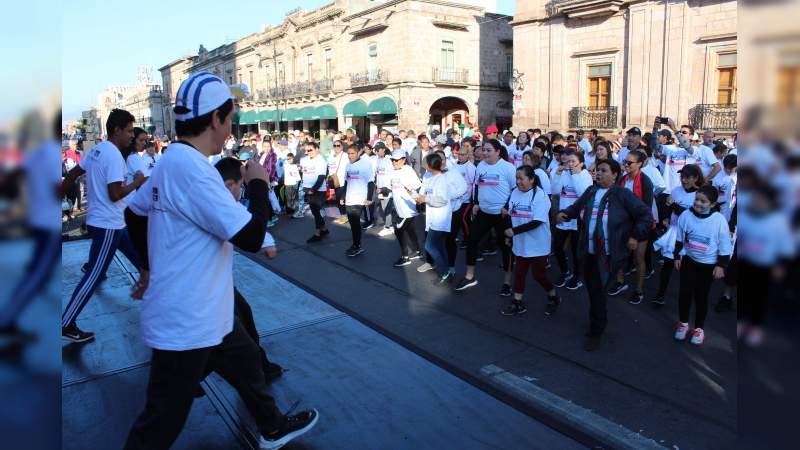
left=60, top=108, right=147, bottom=342
left=123, top=72, right=318, bottom=449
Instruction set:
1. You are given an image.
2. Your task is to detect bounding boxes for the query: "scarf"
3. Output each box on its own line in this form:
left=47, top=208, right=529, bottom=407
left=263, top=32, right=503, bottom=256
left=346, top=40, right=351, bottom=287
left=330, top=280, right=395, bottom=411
left=619, top=171, right=643, bottom=200
left=578, top=186, right=612, bottom=284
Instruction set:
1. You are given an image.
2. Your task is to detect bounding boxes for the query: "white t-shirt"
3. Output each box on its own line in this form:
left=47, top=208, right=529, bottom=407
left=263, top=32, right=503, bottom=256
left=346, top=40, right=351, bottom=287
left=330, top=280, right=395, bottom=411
left=475, top=159, right=517, bottom=214
left=452, top=160, right=477, bottom=206
left=300, top=155, right=328, bottom=191
left=128, top=142, right=252, bottom=351
left=660, top=144, right=698, bottom=192
left=675, top=210, right=733, bottom=264
left=509, top=144, right=531, bottom=168
left=694, top=145, right=719, bottom=178
left=556, top=169, right=593, bottom=231
left=534, top=168, right=551, bottom=196
left=390, top=165, right=422, bottom=219
left=443, top=167, right=468, bottom=210
left=713, top=172, right=737, bottom=222
left=422, top=173, right=453, bottom=232
left=737, top=209, right=794, bottom=266
left=587, top=188, right=610, bottom=255
left=375, top=156, right=392, bottom=190
left=27, top=140, right=61, bottom=231
left=79, top=140, right=127, bottom=229
left=669, top=186, right=697, bottom=223
left=327, top=151, right=347, bottom=184
left=509, top=186, right=551, bottom=257
left=283, top=162, right=301, bottom=186
left=141, top=152, right=160, bottom=176
left=345, top=158, right=374, bottom=206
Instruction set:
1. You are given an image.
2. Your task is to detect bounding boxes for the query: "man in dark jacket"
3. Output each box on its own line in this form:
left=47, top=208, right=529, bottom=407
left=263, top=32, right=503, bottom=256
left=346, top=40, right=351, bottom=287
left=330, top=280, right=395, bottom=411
left=557, top=158, right=652, bottom=351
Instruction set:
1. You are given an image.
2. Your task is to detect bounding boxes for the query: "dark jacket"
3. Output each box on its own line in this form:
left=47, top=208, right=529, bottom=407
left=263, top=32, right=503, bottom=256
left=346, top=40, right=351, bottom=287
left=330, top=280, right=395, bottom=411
left=561, top=184, right=653, bottom=274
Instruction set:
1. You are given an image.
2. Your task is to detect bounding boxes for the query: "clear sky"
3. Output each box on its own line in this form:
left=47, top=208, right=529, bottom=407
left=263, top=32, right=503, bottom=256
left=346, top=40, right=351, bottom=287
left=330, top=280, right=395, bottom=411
left=60, top=0, right=514, bottom=122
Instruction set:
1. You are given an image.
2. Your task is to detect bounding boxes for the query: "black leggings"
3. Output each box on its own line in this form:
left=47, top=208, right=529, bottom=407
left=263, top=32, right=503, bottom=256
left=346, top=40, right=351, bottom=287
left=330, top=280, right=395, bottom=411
left=347, top=205, right=364, bottom=246
left=446, top=204, right=468, bottom=268
left=394, top=215, right=421, bottom=257
left=678, top=257, right=715, bottom=329
left=658, top=257, right=674, bottom=297
left=553, top=228, right=581, bottom=278
left=307, top=191, right=326, bottom=230
left=737, top=259, right=770, bottom=326
left=467, top=211, right=512, bottom=271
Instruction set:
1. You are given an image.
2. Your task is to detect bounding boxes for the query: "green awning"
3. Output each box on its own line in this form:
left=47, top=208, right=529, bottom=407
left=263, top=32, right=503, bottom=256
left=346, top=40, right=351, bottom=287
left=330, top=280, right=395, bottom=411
left=239, top=110, right=258, bottom=125
left=312, top=104, right=337, bottom=120
left=283, top=108, right=300, bottom=121
left=367, top=97, right=398, bottom=115
left=374, top=118, right=398, bottom=126
left=299, top=106, right=315, bottom=121
left=258, top=110, right=278, bottom=122
left=232, top=111, right=241, bottom=124
left=343, top=99, right=367, bottom=117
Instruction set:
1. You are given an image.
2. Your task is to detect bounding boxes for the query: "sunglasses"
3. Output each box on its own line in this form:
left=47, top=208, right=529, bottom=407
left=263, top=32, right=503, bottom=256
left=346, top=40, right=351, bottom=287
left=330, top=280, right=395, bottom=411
left=333, top=144, right=342, bottom=147
left=623, top=160, right=638, bottom=166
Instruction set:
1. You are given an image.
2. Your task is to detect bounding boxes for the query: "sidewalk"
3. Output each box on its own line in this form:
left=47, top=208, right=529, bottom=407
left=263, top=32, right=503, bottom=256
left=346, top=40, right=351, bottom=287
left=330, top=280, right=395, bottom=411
left=61, top=239, right=582, bottom=449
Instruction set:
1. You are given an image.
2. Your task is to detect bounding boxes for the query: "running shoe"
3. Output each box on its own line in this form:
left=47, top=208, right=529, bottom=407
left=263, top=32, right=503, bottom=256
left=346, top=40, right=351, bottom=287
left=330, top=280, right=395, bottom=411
left=306, top=235, right=322, bottom=243
left=267, top=216, right=279, bottom=228
left=481, top=248, right=498, bottom=256
left=475, top=254, right=485, bottom=262
left=565, top=278, right=583, bottom=290
left=714, top=295, right=733, bottom=313
left=81, top=263, right=108, bottom=281
left=378, top=227, right=394, bottom=237
left=644, top=268, right=655, bottom=279
left=544, top=296, right=561, bottom=316
left=431, top=272, right=453, bottom=286
left=361, top=222, right=374, bottom=231
left=554, top=272, right=573, bottom=288
left=690, top=328, right=705, bottom=346
left=650, top=294, right=666, bottom=307
left=293, top=211, right=305, bottom=219
left=258, top=409, right=319, bottom=449
left=501, top=301, right=527, bottom=316
left=497, top=284, right=512, bottom=297
left=346, top=246, right=365, bottom=257
left=393, top=256, right=412, bottom=267
left=674, top=322, right=690, bottom=341
left=333, top=217, right=348, bottom=225
left=416, top=262, right=434, bottom=273
left=624, top=266, right=637, bottom=276
left=62, top=324, right=95, bottom=343
left=454, top=277, right=478, bottom=291
left=607, top=281, right=629, bottom=296
left=409, top=251, right=423, bottom=260
left=628, top=291, right=644, bottom=305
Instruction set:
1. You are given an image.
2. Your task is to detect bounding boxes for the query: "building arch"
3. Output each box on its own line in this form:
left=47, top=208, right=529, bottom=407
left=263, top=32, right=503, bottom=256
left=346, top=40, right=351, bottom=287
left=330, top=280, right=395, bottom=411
left=428, top=96, right=472, bottom=134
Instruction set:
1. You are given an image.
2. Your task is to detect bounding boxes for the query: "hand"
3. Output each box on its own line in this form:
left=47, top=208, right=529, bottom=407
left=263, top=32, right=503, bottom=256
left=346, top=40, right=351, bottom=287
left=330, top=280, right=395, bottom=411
left=665, top=195, right=674, bottom=206
left=339, top=199, right=344, bottom=206
left=504, top=228, right=514, bottom=238
left=134, top=172, right=145, bottom=184
left=472, top=204, right=480, bottom=217
left=667, top=118, right=677, bottom=131
left=674, top=259, right=681, bottom=271
left=653, top=118, right=661, bottom=129
left=261, top=246, right=277, bottom=259
left=556, top=212, right=568, bottom=224
left=501, top=207, right=509, bottom=217
left=243, top=160, right=268, bottom=183
left=627, top=237, right=638, bottom=250
left=131, top=270, right=149, bottom=300
left=712, top=266, right=725, bottom=280
left=415, top=194, right=426, bottom=204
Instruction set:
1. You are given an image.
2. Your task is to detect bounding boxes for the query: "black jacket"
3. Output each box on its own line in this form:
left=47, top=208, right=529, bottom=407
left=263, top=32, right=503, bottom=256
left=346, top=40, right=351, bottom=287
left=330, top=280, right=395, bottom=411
left=561, top=184, right=653, bottom=274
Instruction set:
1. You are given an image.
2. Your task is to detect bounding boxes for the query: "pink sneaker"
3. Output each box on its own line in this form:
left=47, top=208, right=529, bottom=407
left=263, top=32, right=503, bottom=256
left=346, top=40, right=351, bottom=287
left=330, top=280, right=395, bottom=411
left=690, top=328, right=705, bottom=346
left=674, top=322, right=690, bottom=341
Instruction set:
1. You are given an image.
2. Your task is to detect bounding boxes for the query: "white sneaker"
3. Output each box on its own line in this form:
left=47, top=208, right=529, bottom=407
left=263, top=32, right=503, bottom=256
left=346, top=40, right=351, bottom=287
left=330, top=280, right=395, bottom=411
left=416, top=262, right=434, bottom=273
left=674, top=322, right=690, bottom=341
left=378, top=227, right=394, bottom=237
left=690, top=328, right=705, bottom=346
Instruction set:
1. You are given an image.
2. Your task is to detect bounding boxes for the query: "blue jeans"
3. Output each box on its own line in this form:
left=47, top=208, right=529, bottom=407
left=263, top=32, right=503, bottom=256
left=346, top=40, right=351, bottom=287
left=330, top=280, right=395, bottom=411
left=425, top=229, right=448, bottom=276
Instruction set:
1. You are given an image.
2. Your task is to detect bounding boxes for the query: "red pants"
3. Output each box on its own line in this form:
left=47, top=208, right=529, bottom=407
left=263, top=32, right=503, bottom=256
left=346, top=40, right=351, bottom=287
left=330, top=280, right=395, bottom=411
left=514, top=255, right=555, bottom=294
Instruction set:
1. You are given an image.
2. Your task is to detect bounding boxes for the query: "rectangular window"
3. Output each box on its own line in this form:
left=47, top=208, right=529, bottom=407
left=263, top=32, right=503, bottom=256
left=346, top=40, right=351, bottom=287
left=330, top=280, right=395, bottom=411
left=368, top=42, right=378, bottom=76
left=587, top=64, right=611, bottom=109
left=238, top=73, right=242, bottom=84
left=249, top=71, right=254, bottom=91
left=307, top=53, right=313, bottom=81
left=505, top=53, right=513, bottom=74
left=777, top=65, right=800, bottom=107
left=716, top=52, right=737, bottom=105
left=324, top=48, right=332, bottom=79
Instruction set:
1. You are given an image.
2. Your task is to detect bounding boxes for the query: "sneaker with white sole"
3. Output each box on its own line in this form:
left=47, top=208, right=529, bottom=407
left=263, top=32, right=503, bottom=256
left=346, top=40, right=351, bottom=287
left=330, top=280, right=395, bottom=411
left=554, top=272, right=573, bottom=288
left=500, top=301, right=527, bottom=316
left=497, top=284, right=512, bottom=297
left=378, top=227, right=394, bottom=237
left=62, top=324, right=95, bottom=343
left=454, top=277, right=478, bottom=291
left=409, top=251, right=423, bottom=260
left=674, top=322, right=690, bottom=341
left=258, top=409, right=319, bottom=449
left=690, top=328, right=705, bottom=346
left=565, top=278, right=583, bottom=290
left=393, top=256, right=412, bottom=267
left=628, top=291, right=644, bottom=305
left=607, top=281, right=629, bottom=296
left=416, top=262, right=434, bottom=273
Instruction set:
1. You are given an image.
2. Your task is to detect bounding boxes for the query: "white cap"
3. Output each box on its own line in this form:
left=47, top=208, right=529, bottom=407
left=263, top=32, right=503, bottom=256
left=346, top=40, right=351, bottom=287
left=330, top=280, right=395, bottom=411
left=692, top=132, right=700, bottom=141
left=390, top=149, right=406, bottom=160
left=174, top=72, right=235, bottom=121
left=292, top=130, right=301, bottom=137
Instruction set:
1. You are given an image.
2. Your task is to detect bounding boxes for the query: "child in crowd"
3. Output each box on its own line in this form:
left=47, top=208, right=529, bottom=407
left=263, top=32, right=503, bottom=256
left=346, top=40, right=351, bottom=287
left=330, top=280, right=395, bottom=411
left=283, top=153, right=301, bottom=217
left=713, top=154, right=737, bottom=222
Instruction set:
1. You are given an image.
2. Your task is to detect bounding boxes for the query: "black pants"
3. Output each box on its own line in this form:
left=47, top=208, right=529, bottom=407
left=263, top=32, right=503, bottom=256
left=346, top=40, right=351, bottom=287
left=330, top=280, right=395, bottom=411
left=467, top=211, right=512, bottom=271
left=233, top=288, right=271, bottom=376
left=657, top=257, right=674, bottom=297
left=335, top=187, right=346, bottom=215
left=346, top=205, right=364, bottom=247
left=738, top=260, right=770, bottom=326
left=125, top=321, right=283, bottom=449
left=554, top=228, right=581, bottom=278
left=584, top=253, right=609, bottom=336
left=678, top=257, right=714, bottom=329
left=394, top=215, right=420, bottom=257
left=307, top=190, right=326, bottom=230
left=446, top=204, right=468, bottom=268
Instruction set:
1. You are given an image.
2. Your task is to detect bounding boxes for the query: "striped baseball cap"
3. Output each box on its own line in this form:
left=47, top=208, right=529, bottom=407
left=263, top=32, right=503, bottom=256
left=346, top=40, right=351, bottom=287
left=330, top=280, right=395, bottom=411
left=174, top=72, right=234, bottom=121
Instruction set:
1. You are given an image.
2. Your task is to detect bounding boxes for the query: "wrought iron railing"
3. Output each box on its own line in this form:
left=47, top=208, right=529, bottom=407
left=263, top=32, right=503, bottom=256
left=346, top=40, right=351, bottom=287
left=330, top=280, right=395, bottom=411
left=568, top=106, right=618, bottom=129
left=350, top=69, right=388, bottom=88
left=432, top=68, right=469, bottom=84
left=265, top=79, right=334, bottom=99
left=498, top=71, right=512, bottom=90
left=689, top=104, right=737, bottom=132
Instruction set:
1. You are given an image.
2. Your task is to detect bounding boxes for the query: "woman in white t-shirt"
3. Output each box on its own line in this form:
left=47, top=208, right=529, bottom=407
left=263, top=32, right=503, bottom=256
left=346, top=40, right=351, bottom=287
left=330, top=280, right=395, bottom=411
left=300, top=142, right=330, bottom=243
left=416, top=153, right=455, bottom=285
left=388, top=150, right=424, bottom=267
left=341, top=144, right=375, bottom=257
left=509, top=132, right=532, bottom=168
left=553, top=149, right=593, bottom=290
left=500, top=165, right=560, bottom=316
left=522, top=151, right=551, bottom=195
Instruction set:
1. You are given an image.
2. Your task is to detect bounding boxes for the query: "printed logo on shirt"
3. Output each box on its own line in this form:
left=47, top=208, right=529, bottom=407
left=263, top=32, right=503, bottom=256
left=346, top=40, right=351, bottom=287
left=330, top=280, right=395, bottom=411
left=303, top=166, right=317, bottom=176
left=509, top=201, right=532, bottom=219
left=560, top=185, right=578, bottom=199
left=478, top=173, right=500, bottom=186
left=346, top=168, right=361, bottom=181
left=152, top=187, right=159, bottom=202
left=685, top=231, right=711, bottom=252
left=391, top=178, right=403, bottom=190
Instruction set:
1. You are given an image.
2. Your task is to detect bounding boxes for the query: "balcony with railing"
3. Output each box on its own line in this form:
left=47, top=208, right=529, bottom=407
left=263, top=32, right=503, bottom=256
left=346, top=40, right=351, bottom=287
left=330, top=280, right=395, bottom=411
left=350, top=69, right=388, bottom=89
left=568, top=106, right=618, bottom=130
left=498, top=72, right=512, bottom=90
left=264, top=78, right=334, bottom=99
left=432, top=68, right=469, bottom=85
left=689, top=104, right=737, bottom=132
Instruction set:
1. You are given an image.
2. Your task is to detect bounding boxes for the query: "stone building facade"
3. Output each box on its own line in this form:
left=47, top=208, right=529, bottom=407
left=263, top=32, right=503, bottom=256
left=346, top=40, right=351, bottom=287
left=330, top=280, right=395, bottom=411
left=96, top=68, right=168, bottom=138
left=159, top=0, right=513, bottom=138
left=511, top=0, right=738, bottom=135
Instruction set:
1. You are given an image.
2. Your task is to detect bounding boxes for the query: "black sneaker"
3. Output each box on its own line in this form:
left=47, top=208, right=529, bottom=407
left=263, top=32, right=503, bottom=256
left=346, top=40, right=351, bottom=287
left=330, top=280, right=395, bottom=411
left=565, top=278, right=583, bottom=290
left=259, top=409, right=319, bottom=449
left=498, top=284, right=512, bottom=297
left=361, top=223, right=374, bottom=231
left=393, top=256, right=412, bottom=267
left=644, top=268, right=655, bottom=279
left=544, top=296, right=561, bottom=316
left=81, top=263, right=108, bottom=281
left=607, top=281, right=629, bottom=296
left=501, top=301, right=527, bottom=316
left=454, top=277, right=478, bottom=291
left=320, top=228, right=330, bottom=236
left=650, top=294, right=666, bottom=307
left=481, top=248, right=498, bottom=256
left=715, top=295, right=733, bottom=313
left=554, top=272, right=573, bottom=288
left=409, top=251, right=423, bottom=260
left=475, top=254, right=485, bottom=262
left=306, top=234, right=322, bottom=243
left=346, top=246, right=364, bottom=257
left=624, top=266, right=637, bottom=276
left=628, top=291, right=644, bottom=305
left=62, top=324, right=95, bottom=343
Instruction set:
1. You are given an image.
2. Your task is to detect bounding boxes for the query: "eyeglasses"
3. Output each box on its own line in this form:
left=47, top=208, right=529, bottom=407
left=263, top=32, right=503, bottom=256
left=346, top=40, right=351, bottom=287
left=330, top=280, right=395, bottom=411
left=333, top=144, right=342, bottom=147
left=623, top=160, right=638, bottom=166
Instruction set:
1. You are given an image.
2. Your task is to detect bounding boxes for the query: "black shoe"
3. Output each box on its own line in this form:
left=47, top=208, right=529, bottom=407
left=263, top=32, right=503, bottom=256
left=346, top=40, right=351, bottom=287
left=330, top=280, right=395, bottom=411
left=565, top=278, right=583, bottom=290
left=475, top=254, right=485, bottom=262
left=584, top=334, right=602, bottom=352
left=458, top=241, right=468, bottom=250
left=81, top=263, right=108, bottom=281
left=554, top=272, right=573, bottom=288
left=306, top=234, right=322, bottom=243
left=320, top=229, right=330, bottom=236
left=409, top=251, right=423, bottom=260
left=393, top=256, right=412, bottom=267
left=715, top=295, right=733, bottom=313
left=628, top=291, right=644, bottom=305
left=607, top=281, right=629, bottom=296
left=624, top=266, right=637, bottom=276
left=259, top=409, right=319, bottom=449
left=264, top=362, right=284, bottom=382
left=498, top=284, right=512, bottom=297
left=644, top=268, right=655, bottom=279
left=454, top=277, right=478, bottom=291
left=650, top=294, right=666, bottom=307
left=62, top=324, right=95, bottom=343
left=361, top=223, right=374, bottom=231
left=346, top=246, right=364, bottom=257
left=500, top=301, right=527, bottom=316
left=481, top=248, right=498, bottom=256
left=544, top=296, right=561, bottom=316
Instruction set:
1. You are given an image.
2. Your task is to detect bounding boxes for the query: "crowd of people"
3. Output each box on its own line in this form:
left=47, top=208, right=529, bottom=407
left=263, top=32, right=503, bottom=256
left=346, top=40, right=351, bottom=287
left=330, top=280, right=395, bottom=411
left=52, top=71, right=797, bottom=448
